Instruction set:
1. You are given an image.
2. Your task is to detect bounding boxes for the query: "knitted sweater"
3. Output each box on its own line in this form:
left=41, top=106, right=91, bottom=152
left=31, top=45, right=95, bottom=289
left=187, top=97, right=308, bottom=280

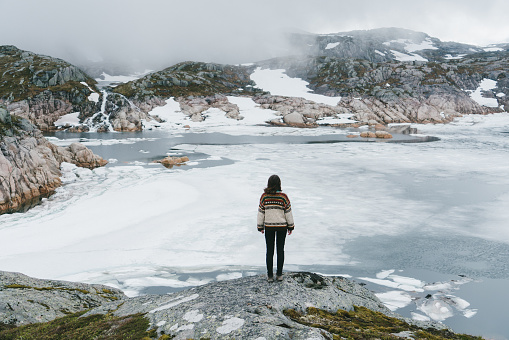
left=257, top=191, right=295, bottom=231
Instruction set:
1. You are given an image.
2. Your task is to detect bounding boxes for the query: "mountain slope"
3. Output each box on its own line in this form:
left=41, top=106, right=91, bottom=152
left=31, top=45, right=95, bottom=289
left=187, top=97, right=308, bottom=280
left=288, top=27, right=490, bottom=63
left=0, top=46, right=101, bottom=131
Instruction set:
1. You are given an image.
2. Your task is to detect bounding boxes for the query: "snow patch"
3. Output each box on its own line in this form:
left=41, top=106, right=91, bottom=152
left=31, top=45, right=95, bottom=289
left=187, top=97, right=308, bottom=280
left=54, top=112, right=80, bottom=127
left=216, top=272, right=242, bottom=281
left=391, top=50, right=428, bottom=62
left=483, top=47, right=504, bottom=52
left=250, top=67, right=341, bottom=106
left=468, top=78, right=499, bottom=107
left=375, top=291, right=412, bottom=311
left=96, top=71, right=152, bottom=83
left=376, top=269, right=395, bottom=279
left=184, top=310, right=204, bottom=323
left=316, top=114, right=357, bottom=125
left=384, top=38, right=437, bottom=52
left=149, top=294, right=200, bottom=313
left=411, top=312, right=430, bottom=322
left=325, top=42, right=340, bottom=50
left=80, top=81, right=100, bottom=103
left=443, top=54, right=466, bottom=60
left=216, top=317, right=244, bottom=334
left=359, top=274, right=424, bottom=292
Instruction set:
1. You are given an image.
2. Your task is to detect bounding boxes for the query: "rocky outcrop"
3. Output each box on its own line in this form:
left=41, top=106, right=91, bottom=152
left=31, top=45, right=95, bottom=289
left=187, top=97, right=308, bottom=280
left=0, top=109, right=107, bottom=214
left=1, top=271, right=446, bottom=339
left=255, top=53, right=507, bottom=125
left=0, top=271, right=125, bottom=326
left=254, top=95, right=344, bottom=126
left=104, top=92, right=153, bottom=131
left=178, top=95, right=242, bottom=121
left=0, top=45, right=101, bottom=131
left=360, top=131, right=393, bottom=139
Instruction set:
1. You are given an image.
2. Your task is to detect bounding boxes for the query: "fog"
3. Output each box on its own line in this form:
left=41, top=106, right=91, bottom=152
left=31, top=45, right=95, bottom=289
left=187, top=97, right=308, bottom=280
left=1, top=0, right=509, bottom=74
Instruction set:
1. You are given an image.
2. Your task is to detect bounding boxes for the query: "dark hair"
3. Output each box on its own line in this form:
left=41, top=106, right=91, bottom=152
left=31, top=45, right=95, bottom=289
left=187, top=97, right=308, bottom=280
left=264, top=174, right=281, bottom=193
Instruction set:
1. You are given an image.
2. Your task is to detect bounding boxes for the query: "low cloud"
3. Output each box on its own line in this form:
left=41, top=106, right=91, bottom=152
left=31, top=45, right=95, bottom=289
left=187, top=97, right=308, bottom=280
left=1, top=0, right=508, bottom=74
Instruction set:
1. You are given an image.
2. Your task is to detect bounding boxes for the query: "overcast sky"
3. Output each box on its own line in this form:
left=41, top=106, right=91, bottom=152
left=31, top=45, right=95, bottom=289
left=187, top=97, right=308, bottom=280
left=1, top=0, right=508, bottom=72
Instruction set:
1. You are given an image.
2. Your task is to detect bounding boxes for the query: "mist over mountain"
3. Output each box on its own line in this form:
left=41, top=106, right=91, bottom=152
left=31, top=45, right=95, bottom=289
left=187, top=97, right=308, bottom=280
left=2, top=0, right=509, bottom=76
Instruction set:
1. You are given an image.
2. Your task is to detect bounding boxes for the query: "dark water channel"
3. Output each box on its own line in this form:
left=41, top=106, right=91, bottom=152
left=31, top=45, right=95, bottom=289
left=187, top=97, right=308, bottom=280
left=46, top=128, right=439, bottom=168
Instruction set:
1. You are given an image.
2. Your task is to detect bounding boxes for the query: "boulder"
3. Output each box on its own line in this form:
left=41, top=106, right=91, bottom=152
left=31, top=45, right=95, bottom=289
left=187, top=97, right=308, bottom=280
left=375, top=131, right=393, bottom=139
left=283, top=112, right=305, bottom=125
left=50, top=143, right=108, bottom=169
left=360, top=131, right=376, bottom=138
left=153, top=156, right=189, bottom=168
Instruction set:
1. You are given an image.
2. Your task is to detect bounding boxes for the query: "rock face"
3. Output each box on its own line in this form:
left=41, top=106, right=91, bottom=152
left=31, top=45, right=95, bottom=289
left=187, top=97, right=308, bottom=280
left=0, top=45, right=101, bottom=131
left=84, top=272, right=444, bottom=340
left=0, top=271, right=125, bottom=326
left=0, top=109, right=107, bottom=214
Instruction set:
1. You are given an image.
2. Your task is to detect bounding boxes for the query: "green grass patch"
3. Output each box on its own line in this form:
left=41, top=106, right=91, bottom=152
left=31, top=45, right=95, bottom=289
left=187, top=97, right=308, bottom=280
left=4, top=284, right=90, bottom=294
left=284, top=306, right=483, bottom=340
left=0, top=311, right=157, bottom=340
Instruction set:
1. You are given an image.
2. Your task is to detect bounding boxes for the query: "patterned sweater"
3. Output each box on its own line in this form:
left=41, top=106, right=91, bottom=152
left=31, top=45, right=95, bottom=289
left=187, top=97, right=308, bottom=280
left=257, top=191, right=295, bottom=231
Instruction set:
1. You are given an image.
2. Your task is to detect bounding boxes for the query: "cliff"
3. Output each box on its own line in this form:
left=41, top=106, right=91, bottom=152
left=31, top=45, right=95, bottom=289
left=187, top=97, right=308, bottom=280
left=0, top=271, right=481, bottom=340
left=0, top=106, right=107, bottom=214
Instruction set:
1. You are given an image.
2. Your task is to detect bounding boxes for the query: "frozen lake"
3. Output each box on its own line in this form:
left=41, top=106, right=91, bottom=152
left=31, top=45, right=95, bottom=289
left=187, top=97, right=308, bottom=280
left=1, top=113, right=509, bottom=338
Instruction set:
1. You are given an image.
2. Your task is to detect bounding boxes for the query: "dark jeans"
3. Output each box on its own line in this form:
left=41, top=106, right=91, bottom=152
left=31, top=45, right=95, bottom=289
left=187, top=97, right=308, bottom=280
left=264, top=228, right=287, bottom=277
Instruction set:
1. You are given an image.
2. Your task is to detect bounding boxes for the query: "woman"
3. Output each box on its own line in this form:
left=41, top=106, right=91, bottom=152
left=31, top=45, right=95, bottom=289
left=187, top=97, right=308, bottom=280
left=257, top=174, right=294, bottom=282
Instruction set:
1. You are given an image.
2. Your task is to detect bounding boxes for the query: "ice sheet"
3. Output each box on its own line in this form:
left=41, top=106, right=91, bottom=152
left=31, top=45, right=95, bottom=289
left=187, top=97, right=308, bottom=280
left=1, top=113, right=509, bottom=316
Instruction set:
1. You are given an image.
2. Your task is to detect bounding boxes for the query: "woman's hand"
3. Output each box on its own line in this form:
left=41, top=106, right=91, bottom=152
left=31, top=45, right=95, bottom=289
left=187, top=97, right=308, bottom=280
left=260, top=229, right=264, bottom=234
left=288, top=230, right=292, bottom=235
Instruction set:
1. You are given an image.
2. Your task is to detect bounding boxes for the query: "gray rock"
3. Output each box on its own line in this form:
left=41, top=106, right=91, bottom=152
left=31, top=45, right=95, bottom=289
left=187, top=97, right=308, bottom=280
left=0, top=271, right=125, bottom=326
left=0, top=106, right=10, bottom=125
left=0, top=45, right=100, bottom=131
left=283, top=112, right=305, bottom=125
left=85, top=272, right=446, bottom=339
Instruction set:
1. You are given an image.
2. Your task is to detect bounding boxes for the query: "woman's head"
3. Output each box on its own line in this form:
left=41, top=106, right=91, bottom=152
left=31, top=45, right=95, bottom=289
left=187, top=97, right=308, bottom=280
left=264, top=174, right=281, bottom=193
